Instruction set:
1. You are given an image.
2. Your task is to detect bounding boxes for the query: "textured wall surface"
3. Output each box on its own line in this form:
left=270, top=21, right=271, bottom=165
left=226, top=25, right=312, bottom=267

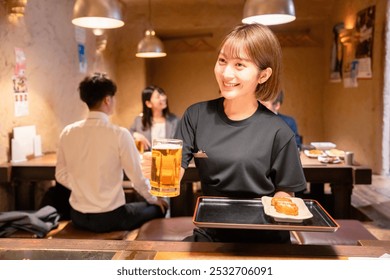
left=382, top=0, right=390, bottom=175
left=322, top=0, right=386, bottom=173
left=0, top=0, right=94, bottom=163
left=0, top=0, right=117, bottom=164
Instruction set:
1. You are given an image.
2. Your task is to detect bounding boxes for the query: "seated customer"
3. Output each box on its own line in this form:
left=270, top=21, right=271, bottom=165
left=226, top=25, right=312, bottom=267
left=55, top=73, right=167, bottom=233
left=261, top=90, right=302, bottom=148
left=130, top=85, right=179, bottom=152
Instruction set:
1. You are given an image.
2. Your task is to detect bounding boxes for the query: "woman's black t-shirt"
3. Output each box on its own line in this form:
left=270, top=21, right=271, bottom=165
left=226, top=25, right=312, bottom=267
left=176, top=97, right=307, bottom=197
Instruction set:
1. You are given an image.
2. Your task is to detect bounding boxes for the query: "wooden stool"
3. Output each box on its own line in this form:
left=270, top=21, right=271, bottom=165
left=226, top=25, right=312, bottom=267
left=52, top=221, right=129, bottom=240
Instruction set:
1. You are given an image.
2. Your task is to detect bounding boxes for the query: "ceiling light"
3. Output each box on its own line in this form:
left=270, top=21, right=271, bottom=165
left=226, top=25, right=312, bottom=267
left=5, top=0, right=28, bottom=18
left=242, top=0, right=296, bottom=26
left=136, top=30, right=167, bottom=58
left=135, top=0, right=166, bottom=58
left=72, top=0, right=124, bottom=29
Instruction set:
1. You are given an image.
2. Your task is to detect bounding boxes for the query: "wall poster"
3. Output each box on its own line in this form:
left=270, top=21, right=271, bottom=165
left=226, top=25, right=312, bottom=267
left=330, top=23, right=345, bottom=82
left=355, top=5, right=375, bottom=79
left=13, top=47, right=29, bottom=117
left=75, top=27, right=87, bottom=73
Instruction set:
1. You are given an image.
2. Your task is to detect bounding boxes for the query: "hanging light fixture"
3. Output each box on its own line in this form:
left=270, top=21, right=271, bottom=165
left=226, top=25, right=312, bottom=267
left=72, top=0, right=124, bottom=29
left=242, top=0, right=296, bottom=26
left=5, top=0, right=28, bottom=19
left=136, top=30, right=167, bottom=58
left=135, top=0, right=166, bottom=58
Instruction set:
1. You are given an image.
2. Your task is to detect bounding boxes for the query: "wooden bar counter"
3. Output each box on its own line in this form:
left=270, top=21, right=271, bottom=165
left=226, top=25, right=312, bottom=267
left=0, top=238, right=388, bottom=260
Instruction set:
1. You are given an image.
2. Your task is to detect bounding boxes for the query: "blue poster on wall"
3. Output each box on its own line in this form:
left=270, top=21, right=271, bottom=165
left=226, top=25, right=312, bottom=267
left=78, top=43, right=87, bottom=74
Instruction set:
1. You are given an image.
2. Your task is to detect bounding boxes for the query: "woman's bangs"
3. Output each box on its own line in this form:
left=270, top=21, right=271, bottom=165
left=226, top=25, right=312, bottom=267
left=222, top=36, right=249, bottom=60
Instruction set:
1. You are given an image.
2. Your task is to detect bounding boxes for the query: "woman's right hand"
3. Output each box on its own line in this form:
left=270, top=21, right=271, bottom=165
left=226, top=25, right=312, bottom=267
left=133, top=132, right=151, bottom=150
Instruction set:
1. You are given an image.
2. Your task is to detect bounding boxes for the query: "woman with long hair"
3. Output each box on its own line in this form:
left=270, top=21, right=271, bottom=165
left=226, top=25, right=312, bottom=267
left=130, top=85, right=179, bottom=151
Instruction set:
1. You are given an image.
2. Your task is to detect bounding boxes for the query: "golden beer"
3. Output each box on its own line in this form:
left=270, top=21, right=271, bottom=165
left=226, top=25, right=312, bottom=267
left=150, top=139, right=182, bottom=197
left=135, top=139, right=144, bottom=154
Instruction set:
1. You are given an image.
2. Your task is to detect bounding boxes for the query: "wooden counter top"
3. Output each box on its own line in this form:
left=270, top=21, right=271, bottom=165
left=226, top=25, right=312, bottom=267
left=0, top=239, right=388, bottom=260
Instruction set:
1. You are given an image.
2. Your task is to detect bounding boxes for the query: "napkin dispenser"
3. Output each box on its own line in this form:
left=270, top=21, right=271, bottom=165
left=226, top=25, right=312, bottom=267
left=11, top=125, right=42, bottom=163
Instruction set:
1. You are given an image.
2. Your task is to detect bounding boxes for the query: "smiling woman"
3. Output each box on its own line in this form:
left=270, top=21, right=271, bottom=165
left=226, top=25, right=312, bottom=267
left=172, top=23, right=307, bottom=244
left=215, top=23, right=281, bottom=103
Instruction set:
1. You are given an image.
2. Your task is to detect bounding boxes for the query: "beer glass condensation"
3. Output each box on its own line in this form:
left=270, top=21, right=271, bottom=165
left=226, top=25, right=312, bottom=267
left=150, top=138, right=183, bottom=197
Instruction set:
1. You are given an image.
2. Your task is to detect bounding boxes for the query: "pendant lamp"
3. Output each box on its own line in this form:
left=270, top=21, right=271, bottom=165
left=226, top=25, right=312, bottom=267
left=242, top=0, right=296, bottom=26
left=72, top=0, right=124, bottom=29
left=5, top=0, right=28, bottom=18
left=136, top=30, right=167, bottom=58
left=135, top=0, right=166, bottom=58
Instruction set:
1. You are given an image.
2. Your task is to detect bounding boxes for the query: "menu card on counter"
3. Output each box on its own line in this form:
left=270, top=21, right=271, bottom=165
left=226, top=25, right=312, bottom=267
left=11, top=125, right=42, bottom=163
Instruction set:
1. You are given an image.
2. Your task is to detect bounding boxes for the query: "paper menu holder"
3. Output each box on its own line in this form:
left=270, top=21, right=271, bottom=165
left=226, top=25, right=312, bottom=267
left=11, top=125, right=42, bottom=163
left=11, top=138, right=27, bottom=163
left=33, top=135, right=42, bottom=157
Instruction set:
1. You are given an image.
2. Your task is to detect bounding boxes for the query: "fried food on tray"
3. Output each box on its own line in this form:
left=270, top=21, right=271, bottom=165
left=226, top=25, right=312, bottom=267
left=271, top=197, right=292, bottom=206
left=273, top=198, right=299, bottom=216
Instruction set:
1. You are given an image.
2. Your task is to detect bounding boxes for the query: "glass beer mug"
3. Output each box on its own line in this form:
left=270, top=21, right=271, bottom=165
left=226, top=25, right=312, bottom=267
left=150, top=138, right=183, bottom=197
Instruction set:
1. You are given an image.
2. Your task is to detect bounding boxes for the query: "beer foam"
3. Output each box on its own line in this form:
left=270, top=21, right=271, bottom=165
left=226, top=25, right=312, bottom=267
left=153, top=143, right=181, bottom=150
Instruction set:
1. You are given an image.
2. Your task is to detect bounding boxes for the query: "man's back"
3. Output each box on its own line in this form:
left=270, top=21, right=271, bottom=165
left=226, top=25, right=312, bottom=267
left=54, top=74, right=165, bottom=233
left=57, top=112, right=128, bottom=213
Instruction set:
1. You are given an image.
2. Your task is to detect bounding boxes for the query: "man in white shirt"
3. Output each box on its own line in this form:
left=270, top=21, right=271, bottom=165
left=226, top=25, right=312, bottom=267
left=55, top=73, right=167, bottom=232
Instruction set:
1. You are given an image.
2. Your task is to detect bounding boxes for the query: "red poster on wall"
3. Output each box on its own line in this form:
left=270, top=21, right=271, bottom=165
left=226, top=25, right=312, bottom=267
left=13, top=47, right=29, bottom=117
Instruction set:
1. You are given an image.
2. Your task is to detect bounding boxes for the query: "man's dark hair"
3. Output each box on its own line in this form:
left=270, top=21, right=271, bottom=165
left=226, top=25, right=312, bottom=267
left=79, top=73, right=117, bottom=109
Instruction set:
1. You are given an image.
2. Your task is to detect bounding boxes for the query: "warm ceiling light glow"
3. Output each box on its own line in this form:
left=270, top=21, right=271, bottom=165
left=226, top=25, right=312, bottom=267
left=72, top=0, right=124, bottom=29
left=5, top=0, right=28, bottom=19
left=242, top=0, right=296, bottom=26
left=136, top=30, right=167, bottom=58
left=135, top=0, right=166, bottom=58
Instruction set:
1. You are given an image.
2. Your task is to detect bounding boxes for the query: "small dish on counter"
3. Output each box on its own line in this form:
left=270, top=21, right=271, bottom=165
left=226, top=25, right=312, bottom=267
left=310, top=142, right=336, bottom=150
left=318, top=155, right=341, bottom=164
left=326, top=149, right=345, bottom=158
left=304, top=149, right=326, bottom=158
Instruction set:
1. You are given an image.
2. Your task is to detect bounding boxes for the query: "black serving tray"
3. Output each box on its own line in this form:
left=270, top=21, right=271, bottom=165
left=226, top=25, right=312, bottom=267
left=193, top=196, right=339, bottom=232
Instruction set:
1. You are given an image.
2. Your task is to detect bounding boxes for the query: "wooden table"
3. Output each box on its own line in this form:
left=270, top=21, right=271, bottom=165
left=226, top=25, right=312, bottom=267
left=298, top=155, right=371, bottom=218
left=1, top=152, right=372, bottom=218
left=0, top=238, right=387, bottom=260
left=0, top=154, right=57, bottom=210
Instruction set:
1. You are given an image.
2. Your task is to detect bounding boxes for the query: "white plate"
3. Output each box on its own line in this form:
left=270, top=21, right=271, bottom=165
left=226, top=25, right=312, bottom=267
left=261, top=196, right=313, bottom=223
left=318, top=156, right=341, bottom=164
left=325, top=149, right=345, bottom=159
left=310, top=142, right=337, bottom=150
left=304, top=149, right=326, bottom=158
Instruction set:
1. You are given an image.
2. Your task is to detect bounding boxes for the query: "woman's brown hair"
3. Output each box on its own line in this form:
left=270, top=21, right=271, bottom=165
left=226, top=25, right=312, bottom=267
left=218, top=23, right=282, bottom=101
